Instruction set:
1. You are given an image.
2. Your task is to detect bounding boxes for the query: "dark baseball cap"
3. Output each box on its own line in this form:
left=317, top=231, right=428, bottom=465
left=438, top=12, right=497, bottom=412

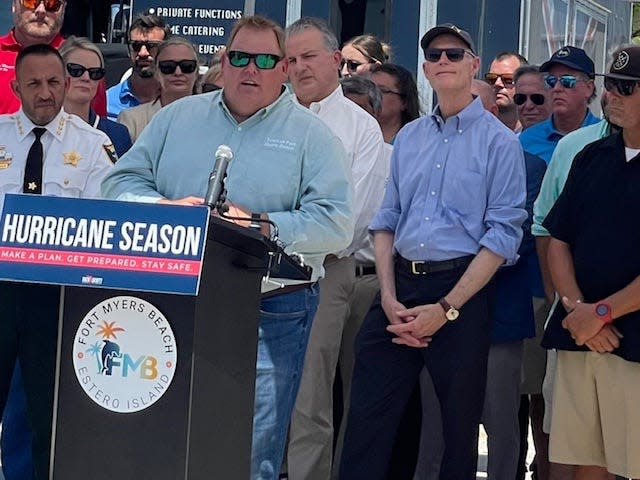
left=420, top=23, right=476, bottom=55
left=539, top=46, right=595, bottom=76
left=603, top=46, right=640, bottom=80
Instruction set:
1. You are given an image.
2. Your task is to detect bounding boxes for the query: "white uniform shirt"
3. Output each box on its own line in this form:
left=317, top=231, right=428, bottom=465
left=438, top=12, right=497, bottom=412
left=307, top=86, right=387, bottom=258
left=0, top=108, right=115, bottom=207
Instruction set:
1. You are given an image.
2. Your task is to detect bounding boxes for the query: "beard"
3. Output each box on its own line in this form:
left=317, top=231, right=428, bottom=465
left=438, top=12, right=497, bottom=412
left=134, top=63, right=155, bottom=78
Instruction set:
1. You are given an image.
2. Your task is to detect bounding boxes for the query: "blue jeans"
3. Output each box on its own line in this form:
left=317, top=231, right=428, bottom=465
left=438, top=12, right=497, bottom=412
left=1, top=363, right=34, bottom=480
left=251, top=283, right=319, bottom=480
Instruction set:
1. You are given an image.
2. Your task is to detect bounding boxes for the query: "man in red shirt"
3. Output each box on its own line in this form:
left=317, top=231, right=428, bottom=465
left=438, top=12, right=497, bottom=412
left=0, top=0, right=66, bottom=114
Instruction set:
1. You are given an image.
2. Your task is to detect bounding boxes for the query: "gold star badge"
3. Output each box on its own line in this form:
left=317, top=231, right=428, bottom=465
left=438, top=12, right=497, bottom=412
left=28, top=182, right=37, bottom=191
left=63, top=150, right=82, bottom=166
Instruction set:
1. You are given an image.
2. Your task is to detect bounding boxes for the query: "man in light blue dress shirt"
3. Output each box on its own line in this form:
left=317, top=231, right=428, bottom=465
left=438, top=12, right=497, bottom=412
left=340, top=24, right=527, bottom=480
left=102, top=16, right=353, bottom=480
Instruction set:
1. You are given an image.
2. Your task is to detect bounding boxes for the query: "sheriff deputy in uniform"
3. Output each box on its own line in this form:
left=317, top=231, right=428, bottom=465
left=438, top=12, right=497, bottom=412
left=0, top=43, right=115, bottom=480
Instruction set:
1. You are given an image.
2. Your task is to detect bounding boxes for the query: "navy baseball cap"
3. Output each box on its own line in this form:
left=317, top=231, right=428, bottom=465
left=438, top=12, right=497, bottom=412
left=539, top=46, right=595, bottom=77
left=603, top=46, right=640, bottom=80
left=420, top=23, right=476, bottom=55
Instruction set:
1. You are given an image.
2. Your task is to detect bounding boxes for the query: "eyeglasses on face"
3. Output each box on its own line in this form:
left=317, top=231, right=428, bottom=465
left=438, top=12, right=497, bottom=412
left=158, top=59, right=198, bottom=75
left=484, top=72, right=515, bottom=87
left=66, top=62, right=106, bottom=81
left=424, top=48, right=474, bottom=63
left=603, top=76, right=640, bottom=97
left=513, top=93, right=545, bottom=106
left=544, top=74, right=586, bottom=89
left=340, top=59, right=369, bottom=73
left=129, top=41, right=162, bottom=54
left=227, top=51, right=282, bottom=70
left=20, top=0, right=62, bottom=12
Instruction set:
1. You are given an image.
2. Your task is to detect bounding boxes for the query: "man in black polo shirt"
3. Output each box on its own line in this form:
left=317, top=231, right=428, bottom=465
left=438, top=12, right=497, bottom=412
left=542, top=46, right=640, bottom=480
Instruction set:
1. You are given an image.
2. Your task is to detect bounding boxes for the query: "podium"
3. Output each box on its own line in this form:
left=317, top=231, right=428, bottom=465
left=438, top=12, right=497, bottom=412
left=41, top=217, right=310, bottom=480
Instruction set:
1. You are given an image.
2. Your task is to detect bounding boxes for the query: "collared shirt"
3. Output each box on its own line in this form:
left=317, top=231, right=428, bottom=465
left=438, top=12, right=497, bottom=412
left=519, top=110, right=600, bottom=164
left=101, top=88, right=354, bottom=281
left=0, top=30, right=65, bottom=114
left=542, top=131, right=640, bottom=363
left=87, top=109, right=132, bottom=158
left=0, top=108, right=115, bottom=207
left=306, top=86, right=387, bottom=258
left=532, top=119, right=610, bottom=237
left=355, top=142, right=393, bottom=265
left=106, top=78, right=140, bottom=121
left=371, top=97, right=527, bottom=264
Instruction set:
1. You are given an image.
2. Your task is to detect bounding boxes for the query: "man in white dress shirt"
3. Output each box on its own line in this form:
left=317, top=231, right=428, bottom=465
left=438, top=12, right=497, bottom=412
left=284, top=16, right=388, bottom=480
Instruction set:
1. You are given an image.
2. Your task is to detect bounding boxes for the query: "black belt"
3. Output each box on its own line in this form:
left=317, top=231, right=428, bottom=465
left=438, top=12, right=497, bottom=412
left=355, top=265, right=376, bottom=276
left=262, top=282, right=314, bottom=298
left=397, top=255, right=474, bottom=275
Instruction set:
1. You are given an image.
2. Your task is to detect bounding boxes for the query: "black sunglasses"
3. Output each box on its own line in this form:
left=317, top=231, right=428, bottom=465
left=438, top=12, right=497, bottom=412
left=603, top=76, right=640, bottom=96
left=21, top=0, right=62, bottom=12
left=424, top=48, right=473, bottom=63
left=341, top=59, right=367, bottom=72
left=66, top=62, right=106, bottom=81
left=158, top=59, right=198, bottom=75
left=484, top=72, right=515, bottom=87
left=129, top=40, right=162, bottom=54
left=227, top=51, right=282, bottom=70
left=513, top=93, right=545, bottom=106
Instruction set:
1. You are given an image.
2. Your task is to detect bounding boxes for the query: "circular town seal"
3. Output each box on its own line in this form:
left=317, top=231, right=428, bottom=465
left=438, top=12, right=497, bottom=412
left=72, top=296, right=177, bottom=413
left=613, top=51, right=630, bottom=71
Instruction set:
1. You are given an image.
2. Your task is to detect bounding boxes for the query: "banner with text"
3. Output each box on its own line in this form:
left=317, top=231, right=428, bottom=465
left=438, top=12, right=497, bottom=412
left=132, top=0, right=245, bottom=58
left=0, top=194, right=209, bottom=295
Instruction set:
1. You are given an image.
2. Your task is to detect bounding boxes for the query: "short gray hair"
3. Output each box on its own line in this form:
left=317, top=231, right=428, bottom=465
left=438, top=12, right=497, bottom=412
left=340, top=75, right=382, bottom=114
left=513, top=64, right=542, bottom=85
left=286, top=17, right=339, bottom=52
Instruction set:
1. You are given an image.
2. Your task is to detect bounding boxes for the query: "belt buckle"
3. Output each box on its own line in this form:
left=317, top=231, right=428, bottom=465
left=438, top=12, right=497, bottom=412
left=411, top=261, right=426, bottom=275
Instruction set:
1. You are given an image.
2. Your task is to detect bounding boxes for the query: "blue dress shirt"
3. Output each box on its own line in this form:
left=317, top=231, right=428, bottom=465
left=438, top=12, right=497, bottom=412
left=371, top=97, right=527, bottom=265
left=519, top=110, right=600, bottom=164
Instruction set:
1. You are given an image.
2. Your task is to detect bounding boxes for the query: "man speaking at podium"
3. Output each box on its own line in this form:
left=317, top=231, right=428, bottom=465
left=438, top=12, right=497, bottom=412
left=101, top=15, right=353, bottom=480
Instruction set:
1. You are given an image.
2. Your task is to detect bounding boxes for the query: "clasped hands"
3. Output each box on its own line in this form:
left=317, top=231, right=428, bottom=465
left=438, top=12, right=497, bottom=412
left=561, top=297, right=623, bottom=353
left=382, top=295, right=447, bottom=348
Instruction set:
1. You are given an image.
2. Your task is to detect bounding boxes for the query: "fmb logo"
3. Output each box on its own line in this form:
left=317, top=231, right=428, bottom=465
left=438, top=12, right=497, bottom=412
left=73, top=296, right=177, bottom=413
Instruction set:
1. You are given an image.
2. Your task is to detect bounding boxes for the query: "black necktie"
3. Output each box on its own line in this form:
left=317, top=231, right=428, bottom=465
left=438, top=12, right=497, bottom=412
left=23, top=127, right=46, bottom=195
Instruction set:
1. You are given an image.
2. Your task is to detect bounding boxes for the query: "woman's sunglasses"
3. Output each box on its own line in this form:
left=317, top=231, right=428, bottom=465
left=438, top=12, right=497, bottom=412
left=227, top=51, right=282, bottom=70
left=158, top=59, right=198, bottom=75
left=21, top=0, right=62, bottom=12
left=340, top=59, right=367, bottom=73
left=66, top=63, right=106, bottom=81
left=513, top=93, right=546, bottom=106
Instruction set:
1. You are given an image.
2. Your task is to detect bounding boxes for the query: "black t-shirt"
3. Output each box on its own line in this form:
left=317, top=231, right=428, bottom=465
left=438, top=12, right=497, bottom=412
left=542, top=131, right=640, bottom=362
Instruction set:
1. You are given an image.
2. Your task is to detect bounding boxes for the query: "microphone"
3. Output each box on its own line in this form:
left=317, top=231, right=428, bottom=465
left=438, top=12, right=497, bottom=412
left=204, top=145, right=233, bottom=211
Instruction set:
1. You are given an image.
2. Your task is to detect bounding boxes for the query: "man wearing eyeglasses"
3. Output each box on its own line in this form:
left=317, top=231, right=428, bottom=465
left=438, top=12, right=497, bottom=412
left=519, top=46, right=600, bottom=164
left=485, top=51, right=528, bottom=132
left=0, top=0, right=66, bottom=114
left=101, top=15, right=353, bottom=479
left=0, top=44, right=115, bottom=480
left=105, top=13, right=170, bottom=121
left=339, top=23, right=527, bottom=480
left=539, top=46, right=640, bottom=480
left=513, top=65, right=552, bottom=131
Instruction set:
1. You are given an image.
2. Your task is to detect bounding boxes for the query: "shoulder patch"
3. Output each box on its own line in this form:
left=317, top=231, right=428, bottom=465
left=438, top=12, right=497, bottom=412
left=103, top=143, right=118, bottom=164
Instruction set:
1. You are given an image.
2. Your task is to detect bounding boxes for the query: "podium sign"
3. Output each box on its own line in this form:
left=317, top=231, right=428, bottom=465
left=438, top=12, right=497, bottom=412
left=0, top=194, right=208, bottom=295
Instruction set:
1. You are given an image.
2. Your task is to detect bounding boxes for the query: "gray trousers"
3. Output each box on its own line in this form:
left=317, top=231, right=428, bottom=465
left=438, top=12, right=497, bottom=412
left=414, top=340, right=524, bottom=480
